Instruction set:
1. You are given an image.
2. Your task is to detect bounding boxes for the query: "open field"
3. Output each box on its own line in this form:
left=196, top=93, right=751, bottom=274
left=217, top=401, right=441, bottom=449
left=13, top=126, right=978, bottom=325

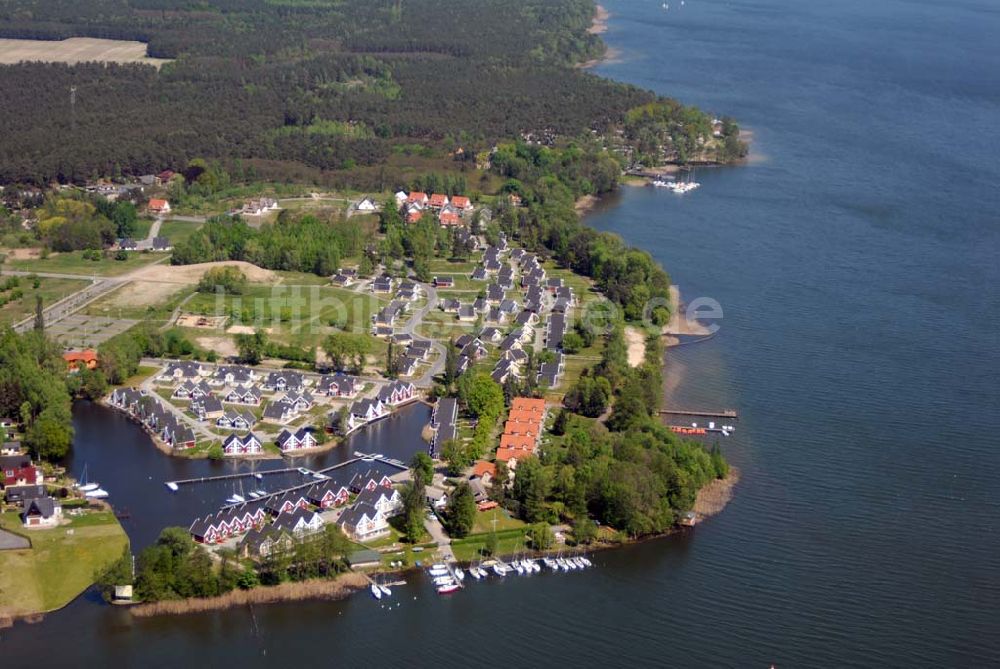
left=3, top=250, right=169, bottom=277
left=0, top=37, right=171, bottom=68
left=0, top=277, right=90, bottom=326
left=157, top=219, right=204, bottom=246
left=46, top=314, right=140, bottom=348
left=0, top=511, right=128, bottom=618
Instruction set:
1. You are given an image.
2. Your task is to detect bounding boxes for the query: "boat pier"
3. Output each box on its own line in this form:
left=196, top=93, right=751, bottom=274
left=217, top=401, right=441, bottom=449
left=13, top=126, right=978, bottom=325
left=165, top=467, right=303, bottom=489
left=658, top=408, right=739, bottom=419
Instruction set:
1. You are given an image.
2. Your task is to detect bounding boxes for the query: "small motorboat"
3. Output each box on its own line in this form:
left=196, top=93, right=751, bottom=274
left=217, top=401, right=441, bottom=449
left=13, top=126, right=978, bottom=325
left=85, top=488, right=109, bottom=499
left=248, top=491, right=262, bottom=499
left=165, top=482, right=179, bottom=492
left=297, top=467, right=311, bottom=476
left=225, top=494, right=245, bottom=504
left=370, top=583, right=382, bottom=600
left=436, top=581, right=460, bottom=594
left=433, top=576, right=454, bottom=586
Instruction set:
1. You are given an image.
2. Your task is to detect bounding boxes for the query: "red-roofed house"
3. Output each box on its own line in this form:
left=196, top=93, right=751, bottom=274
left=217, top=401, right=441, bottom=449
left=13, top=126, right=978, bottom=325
left=407, top=209, right=423, bottom=224
left=495, top=447, right=529, bottom=468
left=148, top=198, right=171, bottom=214
left=439, top=210, right=461, bottom=226
left=407, top=192, right=428, bottom=206
left=428, top=193, right=449, bottom=209
left=500, top=433, right=537, bottom=453
left=451, top=195, right=472, bottom=211
left=63, top=349, right=98, bottom=372
left=470, top=460, right=496, bottom=484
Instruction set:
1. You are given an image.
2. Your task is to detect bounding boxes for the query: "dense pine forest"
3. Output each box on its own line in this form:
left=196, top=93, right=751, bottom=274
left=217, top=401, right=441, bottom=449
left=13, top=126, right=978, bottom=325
left=0, top=0, right=672, bottom=185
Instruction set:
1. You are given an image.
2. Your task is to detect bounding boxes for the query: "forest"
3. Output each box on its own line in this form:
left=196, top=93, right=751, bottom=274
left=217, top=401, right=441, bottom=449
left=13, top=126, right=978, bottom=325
left=0, top=0, right=726, bottom=185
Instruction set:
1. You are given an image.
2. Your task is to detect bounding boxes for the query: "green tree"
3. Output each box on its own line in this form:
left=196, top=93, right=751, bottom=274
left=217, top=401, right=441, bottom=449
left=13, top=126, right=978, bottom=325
left=457, top=372, right=504, bottom=420
left=440, top=438, right=471, bottom=476
left=410, top=451, right=434, bottom=484
left=33, top=295, right=43, bottom=332
left=443, top=482, right=476, bottom=538
left=528, top=523, right=553, bottom=550
left=399, top=478, right=427, bottom=543
left=235, top=329, right=267, bottom=365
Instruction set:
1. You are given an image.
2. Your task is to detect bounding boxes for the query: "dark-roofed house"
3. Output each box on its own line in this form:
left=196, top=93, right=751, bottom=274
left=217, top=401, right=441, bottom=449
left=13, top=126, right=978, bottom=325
left=276, top=427, right=318, bottom=453
left=273, top=507, right=324, bottom=537
left=1, top=454, right=41, bottom=488
left=432, top=397, right=458, bottom=450
left=222, top=432, right=263, bottom=455
left=317, top=373, right=360, bottom=398
left=191, top=395, right=224, bottom=420
left=377, top=380, right=416, bottom=406
left=22, top=496, right=61, bottom=528
left=306, top=480, right=350, bottom=509
left=355, top=486, right=402, bottom=516
left=216, top=410, right=255, bottom=431
left=262, top=401, right=296, bottom=424
left=263, top=371, right=305, bottom=393
left=240, top=526, right=294, bottom=560
left=337, top=502, right=388, bottom=541
left=151, top=236, right=172, bottom=251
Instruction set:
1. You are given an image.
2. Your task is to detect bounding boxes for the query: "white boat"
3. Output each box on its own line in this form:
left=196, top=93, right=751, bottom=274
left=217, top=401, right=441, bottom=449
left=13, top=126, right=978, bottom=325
left=652, top=178, right=675, bottom=188
left=437, top=582, right=460, bottom=594
left=431, top=563, right=447, bottom=570
left=572, top=557, right=587, bottom=569
left=297, top=467, right=311, bottom=476
left=433, top=576, right=454, bottom=586
left=370, top=583, right=382, bottom=600
left=226, top=494, right=245, bottom=504
left=491, top=564, right=506, bottom=577
left=513, top=562, right=524, bottom=576
left=85, top=488, right=109, bottom=499
left=76, top=465, right=100, bottom=492
left=454, top=568, right=465, bottom=581
left=580, top=557, right=593, bottom=568
left=254, top=473, right=263, bottom=480
left=248, top=491, right=261, bottom=499
left=469, top=567, right=483, bottom=580
left=165, top=482, right=179, bottom=492
left=542, top=557, right=557, bottom=570
left=379, top=584, right=392, bottom=597
left=529, top=560, right=542, bottom=573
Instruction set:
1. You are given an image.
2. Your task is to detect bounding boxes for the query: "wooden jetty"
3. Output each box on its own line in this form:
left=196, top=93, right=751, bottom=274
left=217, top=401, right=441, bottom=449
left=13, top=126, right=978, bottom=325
left=659, top=408, right=739, bottom=419
left=166, top=467, right=302, bottom=487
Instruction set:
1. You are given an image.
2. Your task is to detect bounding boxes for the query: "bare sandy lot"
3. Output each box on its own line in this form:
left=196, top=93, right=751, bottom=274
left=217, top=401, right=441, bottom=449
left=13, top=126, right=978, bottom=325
left=97, top=261, right=277, bottom=310
left=195, top=336, right=237, bottom=359
left=663, top=286, right=713, bottom=339
left=131, top=261, right=278, bottom=286
left=0, top=37, right=172, bottom=68
left=177, top=314, right=227, bottom=329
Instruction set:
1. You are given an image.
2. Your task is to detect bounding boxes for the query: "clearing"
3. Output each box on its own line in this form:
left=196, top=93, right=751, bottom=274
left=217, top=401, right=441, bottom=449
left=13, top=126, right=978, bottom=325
left=0, top=37, right=171, bottom=68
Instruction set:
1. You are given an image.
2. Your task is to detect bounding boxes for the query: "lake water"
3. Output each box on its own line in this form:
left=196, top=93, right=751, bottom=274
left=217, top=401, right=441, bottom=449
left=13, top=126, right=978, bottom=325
left=4, top=0, right=1000, bottom=665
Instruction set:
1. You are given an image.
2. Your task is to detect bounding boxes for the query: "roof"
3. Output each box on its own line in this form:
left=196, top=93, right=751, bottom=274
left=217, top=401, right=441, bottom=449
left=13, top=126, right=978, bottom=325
left=471, top=461, right=496, bottom=479
left=148, top=198, right=169, bottom=209
left=510, top=397, right=546, bottom=414
left=63, top=349, right=97, bottom=364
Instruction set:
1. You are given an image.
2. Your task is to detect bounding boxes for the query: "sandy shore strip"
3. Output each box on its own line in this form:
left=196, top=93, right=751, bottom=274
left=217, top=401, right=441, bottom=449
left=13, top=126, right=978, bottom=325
left=130, top=572, right=369, bottom=617
left=624, top=326, right=646, bottom=367
left=663, top=285, right=713, bottom=345
left=693, top=468, right=740, bottom=520
left=574, top=194, right=599, bottom=214
left=588, top=4, right=610, bottom=34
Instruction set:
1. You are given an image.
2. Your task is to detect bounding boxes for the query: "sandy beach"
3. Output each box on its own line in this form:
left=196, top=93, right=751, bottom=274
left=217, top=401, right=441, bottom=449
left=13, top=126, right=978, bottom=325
left=663, top=285, right=713, bottom=345
left=624, top=326, right=646, bottom=367
left=588, top=4, right=610, bottom=34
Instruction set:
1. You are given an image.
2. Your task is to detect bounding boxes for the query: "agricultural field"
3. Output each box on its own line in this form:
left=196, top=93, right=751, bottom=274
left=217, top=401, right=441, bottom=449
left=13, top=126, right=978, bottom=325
left=0, top=37, right=171, bottom=67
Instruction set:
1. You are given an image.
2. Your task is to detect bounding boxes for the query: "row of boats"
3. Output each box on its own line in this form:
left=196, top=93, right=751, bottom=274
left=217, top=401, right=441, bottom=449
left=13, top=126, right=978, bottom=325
left=426, top=556, right=595, bottom=594
left=652, top=178, right=701, bottom=193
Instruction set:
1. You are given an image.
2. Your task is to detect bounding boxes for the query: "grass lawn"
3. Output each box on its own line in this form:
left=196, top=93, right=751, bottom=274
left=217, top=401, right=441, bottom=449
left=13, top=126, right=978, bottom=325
left=449, top=527, right=531, bottom=563
left=0, top=277, right=90, bottom=326
left=132, top=217, right=154, bottom=240
left=83, top=282, right=191, bottom=321
left=471, top=507, right=527, bottom=535
left=120, top=365, right=159, bottom=388
left=4, top=250, right=169, bottom=277
left=0, top=510, right=128, bottom=617
left=157, top=219, right=204, bottom=246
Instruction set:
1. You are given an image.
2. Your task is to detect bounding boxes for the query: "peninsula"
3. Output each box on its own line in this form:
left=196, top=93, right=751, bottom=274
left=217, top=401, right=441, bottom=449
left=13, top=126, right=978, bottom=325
left=0, top=0, right=741, bottom=617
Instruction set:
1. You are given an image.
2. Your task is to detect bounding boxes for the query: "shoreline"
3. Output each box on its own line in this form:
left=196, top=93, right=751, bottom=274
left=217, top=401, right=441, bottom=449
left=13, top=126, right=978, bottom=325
left=129, top=571, right=369, bottom=617
left=578, top=4, right=622, bottom=69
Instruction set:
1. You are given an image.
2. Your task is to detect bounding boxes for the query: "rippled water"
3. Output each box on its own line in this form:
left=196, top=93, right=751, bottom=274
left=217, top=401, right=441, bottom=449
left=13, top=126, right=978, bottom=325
left=5, top=0, right=1000, bottom=665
